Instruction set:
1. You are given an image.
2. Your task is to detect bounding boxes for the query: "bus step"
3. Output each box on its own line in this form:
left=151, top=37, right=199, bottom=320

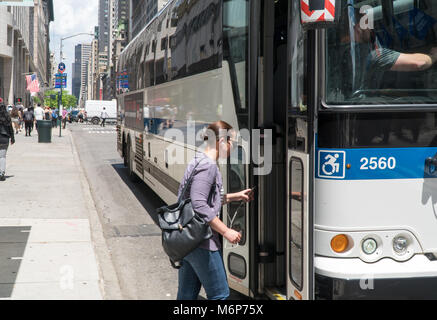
left=265, top=287, right=286, bottom=300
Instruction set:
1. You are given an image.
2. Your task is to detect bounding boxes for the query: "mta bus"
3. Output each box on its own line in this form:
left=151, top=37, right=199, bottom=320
left=116, top=0, right=437, bottom=299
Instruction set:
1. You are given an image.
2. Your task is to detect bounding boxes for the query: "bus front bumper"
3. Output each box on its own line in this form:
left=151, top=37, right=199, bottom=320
left=315, top=255, right=437, bottom=300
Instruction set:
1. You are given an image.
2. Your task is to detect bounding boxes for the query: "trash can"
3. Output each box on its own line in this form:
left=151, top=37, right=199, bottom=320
left=37, top=120, right=52, bottom=143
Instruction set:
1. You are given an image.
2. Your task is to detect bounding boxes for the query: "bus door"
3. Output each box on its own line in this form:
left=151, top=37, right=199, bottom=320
left=286, top=0, right=316, bottom=300
left=222, top=0, right=255, bottom=298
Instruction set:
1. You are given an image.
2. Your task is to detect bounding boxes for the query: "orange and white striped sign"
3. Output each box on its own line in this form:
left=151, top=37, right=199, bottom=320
left=301, top=0, right=338, bottom=26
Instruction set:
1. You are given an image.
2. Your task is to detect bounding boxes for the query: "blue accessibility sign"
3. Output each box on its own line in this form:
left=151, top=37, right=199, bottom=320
left=316, top=147, right=437, bottom=181
left=318, top=150, right=346, bottom=179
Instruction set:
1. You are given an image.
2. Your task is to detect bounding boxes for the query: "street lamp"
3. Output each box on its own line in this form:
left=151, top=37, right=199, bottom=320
left=59, top=32, right=94, bottom=137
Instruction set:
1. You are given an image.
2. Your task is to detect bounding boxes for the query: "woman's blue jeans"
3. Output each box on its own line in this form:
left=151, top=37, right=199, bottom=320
left=177, top=247, right=229, bottom=300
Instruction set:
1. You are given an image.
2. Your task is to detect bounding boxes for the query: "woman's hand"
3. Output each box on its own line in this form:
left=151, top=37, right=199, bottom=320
left=237, top=189, right=255, bottom=203
left=223, top=229, right=241, bottom=244
left=210, top=218, right=241, bottom=244
left=225, top=189, right=255, bottom=204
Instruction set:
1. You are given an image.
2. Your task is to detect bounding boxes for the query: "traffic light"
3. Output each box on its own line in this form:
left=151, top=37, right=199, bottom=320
left=15, top=98, right=22, bottom=104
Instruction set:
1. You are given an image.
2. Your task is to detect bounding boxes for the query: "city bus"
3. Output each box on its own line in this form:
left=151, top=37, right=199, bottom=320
left=116, top=0, right=437, bottom=299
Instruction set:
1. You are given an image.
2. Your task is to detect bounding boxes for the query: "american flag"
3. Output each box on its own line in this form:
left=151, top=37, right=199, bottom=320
left=26, top=74, right=40, bottom=93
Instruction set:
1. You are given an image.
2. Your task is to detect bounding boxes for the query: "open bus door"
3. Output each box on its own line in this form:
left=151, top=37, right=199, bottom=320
left=286, top=1, right=315, bottom=300
left=286, top=0, right=340, bottom=300
left=222, top=0, right=257, bottom=298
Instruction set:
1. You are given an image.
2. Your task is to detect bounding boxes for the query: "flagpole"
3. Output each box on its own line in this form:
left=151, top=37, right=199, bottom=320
left=58, top=32, right=93, bottom=138
left=60, top=39, right=63, bottom=138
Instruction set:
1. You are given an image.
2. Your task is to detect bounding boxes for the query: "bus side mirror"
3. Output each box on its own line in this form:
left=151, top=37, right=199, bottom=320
left=300, top=0, right=341, bottom=30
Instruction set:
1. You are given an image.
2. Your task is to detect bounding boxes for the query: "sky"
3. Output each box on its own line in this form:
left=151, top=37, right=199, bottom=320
left=49, top=0, right=98, bottom=93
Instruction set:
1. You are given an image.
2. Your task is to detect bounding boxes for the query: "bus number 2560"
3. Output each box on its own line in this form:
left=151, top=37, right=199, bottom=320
left=360, top=157, right=396, bottom=170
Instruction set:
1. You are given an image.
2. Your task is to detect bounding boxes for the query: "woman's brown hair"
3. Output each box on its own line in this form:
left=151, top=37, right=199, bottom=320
left=203, top=120, right=233, bottom=145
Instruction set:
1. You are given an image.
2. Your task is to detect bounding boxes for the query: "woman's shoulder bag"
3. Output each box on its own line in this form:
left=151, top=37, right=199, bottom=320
left=156, top=159, right=214, bottom=269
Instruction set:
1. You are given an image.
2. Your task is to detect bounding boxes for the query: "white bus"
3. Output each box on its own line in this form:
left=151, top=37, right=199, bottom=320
left=117, top=0, right=437, bottom=299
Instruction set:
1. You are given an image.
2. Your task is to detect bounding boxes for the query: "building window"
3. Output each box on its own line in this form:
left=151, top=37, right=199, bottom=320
left=7, top=26, right=13, bottom=47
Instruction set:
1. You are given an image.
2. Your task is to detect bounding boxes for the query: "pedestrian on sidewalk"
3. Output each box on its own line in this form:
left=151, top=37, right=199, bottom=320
left=51, top=108, right=58, bottom=128
left=16, top=102, right=24, bottom=132
left=23, top=106, right=35, bottom=137
left=176, top=121, right=254, bottom=300
left=44, top=106, right=52, bottom=121
left=10, top=106, right=20, bottom=134
left=34, top=104, right=44, bottom=130
left=0, top=104, right=15, bottom=181
left=62, top=108, right=68, bottom=129
left=100, top=108, right=109, bottom=127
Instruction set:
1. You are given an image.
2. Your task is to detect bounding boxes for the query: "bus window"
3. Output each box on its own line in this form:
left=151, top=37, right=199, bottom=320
left=185, top=0, right=222, bottom=76
left=223, top=0, right=249, bottom=111
left=289, top=0, right=308, bottom=116
left=170, top=0, right=187, bottom=80
left=289, top=157, right=304, bottom=290
left=326, top=0, right=437, bottom=106
left=227, top=146, right=247, bottom=245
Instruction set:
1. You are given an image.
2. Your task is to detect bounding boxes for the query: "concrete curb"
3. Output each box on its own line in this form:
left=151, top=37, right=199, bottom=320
left=68, top=129, right=123, bottom=300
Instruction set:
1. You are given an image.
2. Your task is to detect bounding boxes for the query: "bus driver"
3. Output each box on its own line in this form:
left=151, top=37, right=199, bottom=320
left=340, top=9, right=437, bottom=92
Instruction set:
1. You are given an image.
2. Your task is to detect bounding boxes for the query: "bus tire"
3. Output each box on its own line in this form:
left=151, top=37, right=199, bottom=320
left=123, top=140, right=128, bottom=167
left=127, top=139, right=140, bottom=183
left=91, top=117, right=100, bottom=125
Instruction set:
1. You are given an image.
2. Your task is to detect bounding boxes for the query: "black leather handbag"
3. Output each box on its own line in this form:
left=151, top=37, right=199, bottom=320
left=157, top=159, right=214, bottom=269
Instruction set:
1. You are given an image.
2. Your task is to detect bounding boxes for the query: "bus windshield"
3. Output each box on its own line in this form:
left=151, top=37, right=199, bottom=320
left=326, top=0, right=437, bottom=106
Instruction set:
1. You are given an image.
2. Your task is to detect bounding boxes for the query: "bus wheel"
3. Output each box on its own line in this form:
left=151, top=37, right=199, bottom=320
left=123, top=142, right=128, bottom=167
left=91, top=117, right=100, bottom=125
left=127, top=140, right=140, bottom=183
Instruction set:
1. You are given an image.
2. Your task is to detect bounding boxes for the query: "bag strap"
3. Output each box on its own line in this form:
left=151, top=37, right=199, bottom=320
left=179, top=155, right=218, bottom=203
left=178, top=157, right=205, bottom=202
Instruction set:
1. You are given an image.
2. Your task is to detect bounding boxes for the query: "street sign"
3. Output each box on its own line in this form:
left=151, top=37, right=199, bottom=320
left=0, top=0, right=34, bottom=6
left=55, top=73, right=67, bottom=89
left=58, top=63, right=66, bottom=74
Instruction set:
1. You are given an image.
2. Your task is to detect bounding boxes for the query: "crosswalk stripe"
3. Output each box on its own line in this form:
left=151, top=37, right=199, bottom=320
left=87, top=131, right=116, bottom=134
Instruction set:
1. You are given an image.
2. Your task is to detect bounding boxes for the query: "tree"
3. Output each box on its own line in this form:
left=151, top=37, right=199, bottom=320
left=64, top=94, right=77, bottom=108
left=44, top=90, right=77, bottom=109
left=33, top=96, right=42, bottom=105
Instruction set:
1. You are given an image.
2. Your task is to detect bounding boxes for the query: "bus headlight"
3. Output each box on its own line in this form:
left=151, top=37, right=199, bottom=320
left=393, top=236, right=408, bottom=255
left=362, top=238, right=378, bottom=255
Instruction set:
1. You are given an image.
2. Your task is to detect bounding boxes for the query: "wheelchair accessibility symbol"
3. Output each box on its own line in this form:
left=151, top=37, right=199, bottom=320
left=318, top=150, right=346, bottom=179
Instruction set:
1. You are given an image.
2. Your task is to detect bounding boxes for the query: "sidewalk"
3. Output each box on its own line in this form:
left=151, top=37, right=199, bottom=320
left=0, top=126, right=105, bottom=300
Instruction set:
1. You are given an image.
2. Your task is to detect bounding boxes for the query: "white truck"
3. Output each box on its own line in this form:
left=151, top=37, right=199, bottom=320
left=85, top=100, right=117, bottom=125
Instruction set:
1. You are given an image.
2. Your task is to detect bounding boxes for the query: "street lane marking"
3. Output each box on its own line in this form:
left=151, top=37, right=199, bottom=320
left=87, top=131, right=116, bottom=134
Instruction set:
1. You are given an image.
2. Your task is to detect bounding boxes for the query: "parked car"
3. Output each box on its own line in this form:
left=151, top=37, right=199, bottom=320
left=68, top=110, right=80, bottom=123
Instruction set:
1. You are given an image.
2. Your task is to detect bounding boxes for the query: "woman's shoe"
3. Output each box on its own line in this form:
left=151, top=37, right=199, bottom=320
left=0, top=175, right=5, bottom=181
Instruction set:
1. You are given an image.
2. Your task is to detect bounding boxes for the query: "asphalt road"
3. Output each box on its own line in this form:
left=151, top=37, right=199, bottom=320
left=69, top=122, right=178, bottom=300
